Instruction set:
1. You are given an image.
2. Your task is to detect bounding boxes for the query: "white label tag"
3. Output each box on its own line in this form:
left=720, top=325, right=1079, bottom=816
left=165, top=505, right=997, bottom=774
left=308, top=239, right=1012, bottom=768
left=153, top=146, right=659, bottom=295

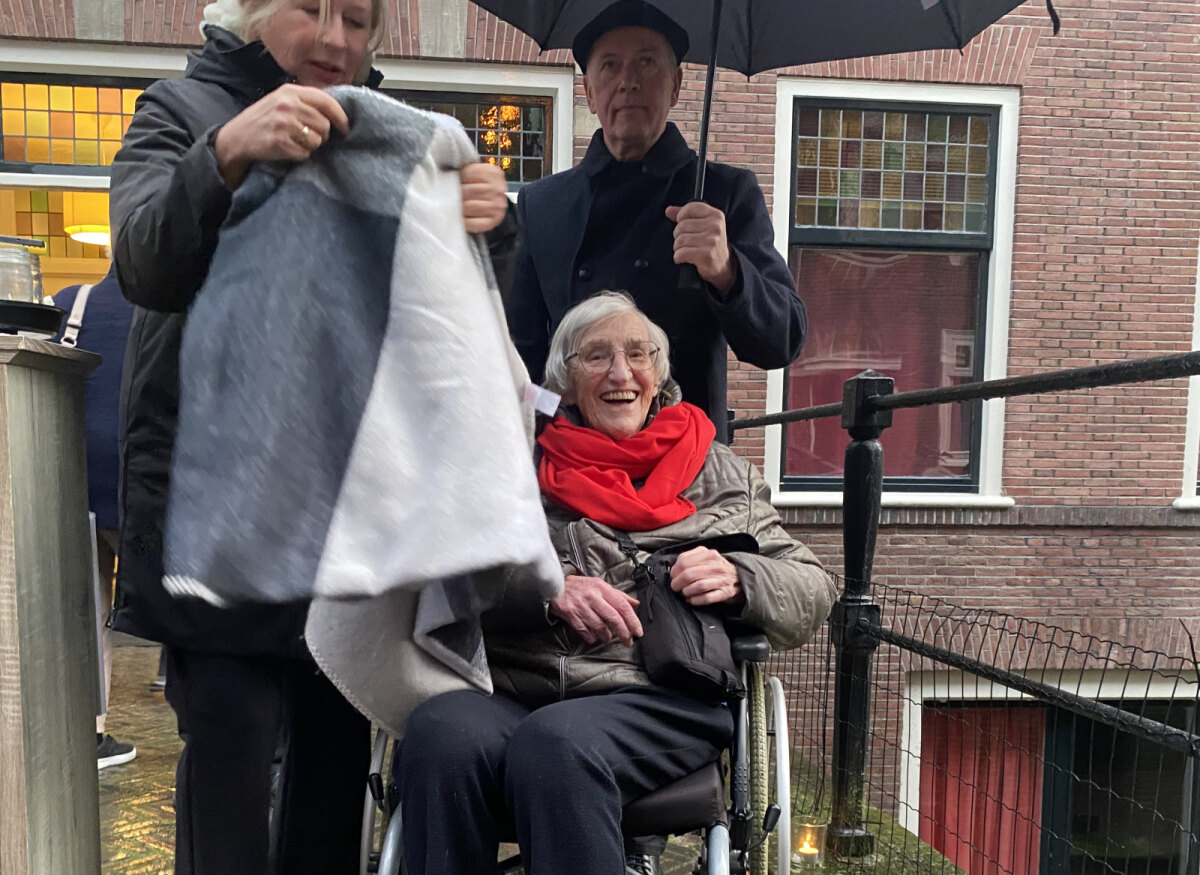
left=523, top=383, right=561, bottom=417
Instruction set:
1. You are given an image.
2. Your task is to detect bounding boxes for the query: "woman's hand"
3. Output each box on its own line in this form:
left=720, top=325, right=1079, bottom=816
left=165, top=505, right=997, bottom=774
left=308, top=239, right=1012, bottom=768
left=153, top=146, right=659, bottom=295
left=213, top=84, right=350, bottom=189
left=460, top=162, right=509, bottom=233
left=549, top=575, right=643, bottom=647
left=670, top=547, right=744, bottom=606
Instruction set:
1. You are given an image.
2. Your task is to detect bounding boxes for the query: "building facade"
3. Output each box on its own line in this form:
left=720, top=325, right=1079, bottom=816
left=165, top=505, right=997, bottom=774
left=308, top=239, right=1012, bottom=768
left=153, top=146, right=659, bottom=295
left=3, top=1, right=1199, bottom=870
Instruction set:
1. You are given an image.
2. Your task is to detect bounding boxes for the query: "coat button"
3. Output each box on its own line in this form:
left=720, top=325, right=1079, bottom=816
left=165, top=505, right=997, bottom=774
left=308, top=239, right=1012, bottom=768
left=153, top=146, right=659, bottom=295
left=633, top=258, right=649, bottom=271
left=577, top=267, right=593, bottom=282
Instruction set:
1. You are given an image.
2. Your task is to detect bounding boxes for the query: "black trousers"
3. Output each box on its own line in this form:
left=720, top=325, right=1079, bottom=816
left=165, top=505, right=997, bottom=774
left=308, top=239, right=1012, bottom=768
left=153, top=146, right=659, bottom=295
left=398, top=686, right=733, bottom=875
left=165, top=649, right=370, bottom=875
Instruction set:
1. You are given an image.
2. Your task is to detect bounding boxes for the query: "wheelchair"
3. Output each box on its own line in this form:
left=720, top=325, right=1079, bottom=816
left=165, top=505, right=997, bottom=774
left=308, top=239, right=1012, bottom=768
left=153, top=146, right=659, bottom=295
left=359, top=634, right=793, bottom=875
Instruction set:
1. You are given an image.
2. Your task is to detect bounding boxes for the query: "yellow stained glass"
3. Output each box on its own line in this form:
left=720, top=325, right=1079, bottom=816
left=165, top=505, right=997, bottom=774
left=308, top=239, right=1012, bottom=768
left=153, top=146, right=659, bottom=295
left=75, top=113, right=98, bottom=139
left=99, top=114, right=122, bottom=140
left=26, top=111, right=49, bottom=137
left=795, top=138, right=817, bottom=166
left=26, top=138, right=49, bottom=163
left=30, top=212, right=49, bottom=235
left=25, top=84, right=49, bottom=110
left=861, top=141, right=882, bottom=169
left=75, top=140, right=100, bottom=164
left=2, top=109, right=24, bottom=135
left=50, top=139, right=74, bottom=164
left=123, top=89, right=140, bottom=115
left=1, top=82, right=24, bottom=108
left=49, top=85, right=73, bottom=111
left=74, top=87, right=97, bottom=112
left=101, top=141, right=120, bottom=163
left=122, top=117, right=132, bottom=135
left=12, top=189, right=30, bottom=210
left=48, top=236, right=66, bottom=258
left=47, top=191, right=62, bottom=210
left=882, top=171, right=903, bottom=200
left=860, top=201, right=881, bottom=228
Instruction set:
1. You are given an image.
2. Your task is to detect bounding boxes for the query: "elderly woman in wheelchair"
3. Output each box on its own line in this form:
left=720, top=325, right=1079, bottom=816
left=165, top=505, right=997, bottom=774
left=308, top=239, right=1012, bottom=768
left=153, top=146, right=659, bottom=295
left=395, top=292, right=837, bottom=875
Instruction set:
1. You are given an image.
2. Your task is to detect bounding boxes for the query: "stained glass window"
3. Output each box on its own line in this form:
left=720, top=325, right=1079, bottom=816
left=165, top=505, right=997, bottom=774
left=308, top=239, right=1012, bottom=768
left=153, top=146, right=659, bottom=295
left=784, top=97, right=1001, bottom=492
left=0, top=78, right=147, bottom=168
left=794, top=106, right=993, bottom=233
left=396, top=92, right=551, bottom=186
left=11, top=188, right=108, bottom=258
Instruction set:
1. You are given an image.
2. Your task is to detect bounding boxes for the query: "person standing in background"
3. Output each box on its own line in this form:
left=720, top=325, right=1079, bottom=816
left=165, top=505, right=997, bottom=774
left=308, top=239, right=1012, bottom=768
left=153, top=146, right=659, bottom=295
left=51, top=261, right=139, bottom=769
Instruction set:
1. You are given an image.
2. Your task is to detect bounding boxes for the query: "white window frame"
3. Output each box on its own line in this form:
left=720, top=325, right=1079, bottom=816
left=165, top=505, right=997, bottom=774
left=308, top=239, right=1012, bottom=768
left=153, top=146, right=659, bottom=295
left=371, top=58, right=574, bottom=201
left=1173, top=232, right=1200, bottom=510
left=767, top=78, right=1020, bottom=510
left=899, top=668, right=1200, bottom=839
left=0, top=41, right=575, bottom=197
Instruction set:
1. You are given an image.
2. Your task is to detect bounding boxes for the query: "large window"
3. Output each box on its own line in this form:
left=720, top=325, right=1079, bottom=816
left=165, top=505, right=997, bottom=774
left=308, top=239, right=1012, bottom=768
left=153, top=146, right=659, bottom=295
left=784, top=99, right=997, bottom=492
left=0, top=73, right=157, bottom=294
left=393, top=91, right=551, bottom=189
left=0, top=75, right=146, bottom=172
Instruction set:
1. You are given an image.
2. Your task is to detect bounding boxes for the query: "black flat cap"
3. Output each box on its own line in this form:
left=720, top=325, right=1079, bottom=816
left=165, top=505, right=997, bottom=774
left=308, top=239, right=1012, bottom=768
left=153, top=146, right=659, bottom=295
left=572, top=0, right=689, bottom=73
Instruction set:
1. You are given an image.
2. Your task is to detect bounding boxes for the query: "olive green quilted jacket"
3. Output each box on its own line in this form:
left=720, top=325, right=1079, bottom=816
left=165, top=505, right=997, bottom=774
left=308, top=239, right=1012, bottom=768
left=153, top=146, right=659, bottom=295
left=484, top=440, right=838, bottom=708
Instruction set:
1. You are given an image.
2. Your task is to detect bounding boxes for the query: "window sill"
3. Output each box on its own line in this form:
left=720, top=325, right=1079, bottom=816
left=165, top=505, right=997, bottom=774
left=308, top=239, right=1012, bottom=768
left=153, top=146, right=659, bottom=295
left=1171, top=497, right=1200, bottom=511
left=772, top=492, right=1016, bottom=510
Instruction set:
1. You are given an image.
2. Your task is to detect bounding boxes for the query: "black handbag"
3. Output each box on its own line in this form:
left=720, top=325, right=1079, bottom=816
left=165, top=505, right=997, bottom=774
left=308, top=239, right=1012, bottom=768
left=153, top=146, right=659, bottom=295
left=613, top=531, right=760, bottom=704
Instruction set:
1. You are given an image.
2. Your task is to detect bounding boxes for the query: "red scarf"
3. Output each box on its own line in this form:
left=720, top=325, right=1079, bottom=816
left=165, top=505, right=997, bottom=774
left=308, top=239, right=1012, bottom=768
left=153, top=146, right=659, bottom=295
left=537, top=403, right=715, bottom=531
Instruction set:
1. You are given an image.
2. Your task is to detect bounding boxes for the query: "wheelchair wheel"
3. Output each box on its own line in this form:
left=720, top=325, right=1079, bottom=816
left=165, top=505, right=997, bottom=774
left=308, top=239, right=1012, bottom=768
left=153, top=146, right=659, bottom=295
left=747, top=663, right=770, bottom=875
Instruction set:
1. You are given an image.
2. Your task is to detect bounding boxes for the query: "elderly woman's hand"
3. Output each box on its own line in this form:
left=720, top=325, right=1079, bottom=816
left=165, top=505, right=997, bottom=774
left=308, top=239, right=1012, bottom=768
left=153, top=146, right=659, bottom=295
left=549, top=575, right=643, bottom=647
left=213, top=84, right=350, bottom=189
left=460, top=162, right=509, bottom=233
left=670, top=546, right=744, bottom=606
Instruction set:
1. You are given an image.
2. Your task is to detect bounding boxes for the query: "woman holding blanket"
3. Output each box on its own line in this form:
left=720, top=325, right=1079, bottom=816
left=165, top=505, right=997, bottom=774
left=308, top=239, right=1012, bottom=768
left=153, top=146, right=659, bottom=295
left=108, top=0, right=510, bottom=872
left=398, top=292, right=838, bottom=875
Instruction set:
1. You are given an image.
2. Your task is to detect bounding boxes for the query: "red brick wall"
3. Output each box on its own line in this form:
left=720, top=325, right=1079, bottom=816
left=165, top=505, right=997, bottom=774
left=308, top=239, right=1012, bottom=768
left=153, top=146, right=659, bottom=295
left=0, top=0, right=73, bottom=39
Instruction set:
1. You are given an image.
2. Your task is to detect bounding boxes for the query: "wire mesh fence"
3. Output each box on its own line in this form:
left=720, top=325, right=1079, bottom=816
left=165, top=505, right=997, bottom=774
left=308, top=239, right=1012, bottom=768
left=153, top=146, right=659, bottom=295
left=769, top=578, right=1200, bottom=875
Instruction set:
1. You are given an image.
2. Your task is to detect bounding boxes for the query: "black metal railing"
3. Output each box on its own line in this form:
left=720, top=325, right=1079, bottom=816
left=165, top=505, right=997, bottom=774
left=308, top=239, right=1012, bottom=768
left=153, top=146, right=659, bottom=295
left=731, top=350, right=1200, bottom=870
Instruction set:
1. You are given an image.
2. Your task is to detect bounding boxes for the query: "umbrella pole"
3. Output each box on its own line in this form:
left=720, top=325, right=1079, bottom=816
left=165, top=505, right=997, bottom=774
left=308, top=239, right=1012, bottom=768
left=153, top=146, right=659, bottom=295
left=692, top=0, right=722, bottom=202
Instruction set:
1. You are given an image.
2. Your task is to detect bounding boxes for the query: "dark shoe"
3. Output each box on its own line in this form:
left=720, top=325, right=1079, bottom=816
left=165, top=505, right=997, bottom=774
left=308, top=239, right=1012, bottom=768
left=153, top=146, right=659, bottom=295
left=625, top=854, right=664, bottom=875
left=149, top=675, right=166, bottom=691
left=97, top=734, right=137, bottom=770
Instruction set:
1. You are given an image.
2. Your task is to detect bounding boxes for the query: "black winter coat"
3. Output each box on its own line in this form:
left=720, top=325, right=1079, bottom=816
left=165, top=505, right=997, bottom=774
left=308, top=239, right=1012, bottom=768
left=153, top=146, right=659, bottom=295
left=504, top=124, right=806, bottom=443
left=110, top=29, right=311, bottom=654
left=109, top=28, right=518, bottom=654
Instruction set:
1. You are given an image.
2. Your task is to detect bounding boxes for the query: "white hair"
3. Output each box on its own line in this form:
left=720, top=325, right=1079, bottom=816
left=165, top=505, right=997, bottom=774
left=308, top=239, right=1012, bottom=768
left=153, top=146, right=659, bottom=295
left=543, top=291, right=671, bottom=395
left=201, top=0, right=385, bottom=84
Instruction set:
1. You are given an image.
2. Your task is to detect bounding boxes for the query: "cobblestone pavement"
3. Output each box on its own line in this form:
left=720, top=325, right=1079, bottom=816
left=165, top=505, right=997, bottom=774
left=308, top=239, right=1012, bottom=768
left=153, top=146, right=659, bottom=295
left=99, top=646, right=701, bottom=875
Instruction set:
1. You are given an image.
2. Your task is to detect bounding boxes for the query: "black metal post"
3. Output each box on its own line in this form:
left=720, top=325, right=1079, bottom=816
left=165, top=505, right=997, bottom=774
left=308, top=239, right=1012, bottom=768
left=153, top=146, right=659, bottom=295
left=829, top=370, right=892, bottom=859
left=1187, top=738, right=1200, bottom=875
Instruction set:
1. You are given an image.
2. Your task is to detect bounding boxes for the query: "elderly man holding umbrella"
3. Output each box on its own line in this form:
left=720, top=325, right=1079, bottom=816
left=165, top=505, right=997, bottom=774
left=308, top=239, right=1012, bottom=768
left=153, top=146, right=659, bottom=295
left=504, top=0, right=807, bottom=445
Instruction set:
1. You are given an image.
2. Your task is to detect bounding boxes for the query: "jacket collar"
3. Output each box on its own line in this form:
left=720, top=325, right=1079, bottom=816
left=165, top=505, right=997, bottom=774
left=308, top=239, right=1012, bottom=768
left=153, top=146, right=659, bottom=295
left=581, top=122, right=694, bottom=179
left=190, top=25, right=384, bottom=101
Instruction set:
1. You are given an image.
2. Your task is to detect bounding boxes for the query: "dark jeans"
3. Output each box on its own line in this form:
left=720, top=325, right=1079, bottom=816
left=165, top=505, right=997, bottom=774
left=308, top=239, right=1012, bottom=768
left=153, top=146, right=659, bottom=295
left=398, top=686, right=733, bottom=875
left=165, top=649, right=370, bottom=875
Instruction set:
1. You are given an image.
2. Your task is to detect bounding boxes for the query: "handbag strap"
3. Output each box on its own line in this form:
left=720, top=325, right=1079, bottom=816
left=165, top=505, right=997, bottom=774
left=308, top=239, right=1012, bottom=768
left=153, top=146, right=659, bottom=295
left=60, top=283, right=94, bottom=349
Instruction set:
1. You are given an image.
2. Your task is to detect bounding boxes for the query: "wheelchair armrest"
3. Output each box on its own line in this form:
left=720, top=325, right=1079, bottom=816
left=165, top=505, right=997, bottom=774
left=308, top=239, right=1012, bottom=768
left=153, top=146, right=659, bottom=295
left=731, top=633, right=770, bottom=664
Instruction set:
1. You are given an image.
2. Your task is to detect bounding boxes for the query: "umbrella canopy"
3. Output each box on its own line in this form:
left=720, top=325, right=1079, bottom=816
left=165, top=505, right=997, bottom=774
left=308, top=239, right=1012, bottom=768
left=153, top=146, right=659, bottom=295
left=473, top=0, right=1059, bottom=78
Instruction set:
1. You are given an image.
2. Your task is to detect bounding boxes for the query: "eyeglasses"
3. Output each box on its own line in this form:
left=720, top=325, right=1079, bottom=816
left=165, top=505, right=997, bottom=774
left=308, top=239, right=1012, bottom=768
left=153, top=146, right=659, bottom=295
left=566, top=341, right=660, bottom=375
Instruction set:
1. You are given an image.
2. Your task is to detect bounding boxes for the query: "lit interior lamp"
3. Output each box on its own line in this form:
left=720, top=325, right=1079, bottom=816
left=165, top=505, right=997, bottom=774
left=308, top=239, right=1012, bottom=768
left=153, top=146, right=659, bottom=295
left=62, top=191, right=111, bottom=247
left=792, top=822, right=826, bottom=870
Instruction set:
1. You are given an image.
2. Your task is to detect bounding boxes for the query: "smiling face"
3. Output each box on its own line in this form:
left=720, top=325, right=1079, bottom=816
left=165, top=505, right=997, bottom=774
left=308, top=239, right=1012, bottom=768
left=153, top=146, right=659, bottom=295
left=583, top=26, right=682, bottom=161
left=258, top=0, right=372, bottom=87
left=565, top=311, right=660, bottom=441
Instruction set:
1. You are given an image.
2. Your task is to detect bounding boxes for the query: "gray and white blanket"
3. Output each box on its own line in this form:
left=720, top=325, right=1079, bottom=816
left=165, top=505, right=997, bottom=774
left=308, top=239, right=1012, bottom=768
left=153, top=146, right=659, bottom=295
left=163, top=88, right=561, bottom=732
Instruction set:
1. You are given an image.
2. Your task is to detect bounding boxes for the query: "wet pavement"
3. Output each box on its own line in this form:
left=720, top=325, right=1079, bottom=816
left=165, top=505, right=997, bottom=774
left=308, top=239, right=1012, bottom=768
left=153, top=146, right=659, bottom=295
left=99, top=645, right=701, bottom=874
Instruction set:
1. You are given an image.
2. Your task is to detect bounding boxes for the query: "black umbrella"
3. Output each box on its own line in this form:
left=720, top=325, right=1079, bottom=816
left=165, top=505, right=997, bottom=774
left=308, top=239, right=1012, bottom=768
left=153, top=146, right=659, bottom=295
left=474, top=0, right=1060, bottom=201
